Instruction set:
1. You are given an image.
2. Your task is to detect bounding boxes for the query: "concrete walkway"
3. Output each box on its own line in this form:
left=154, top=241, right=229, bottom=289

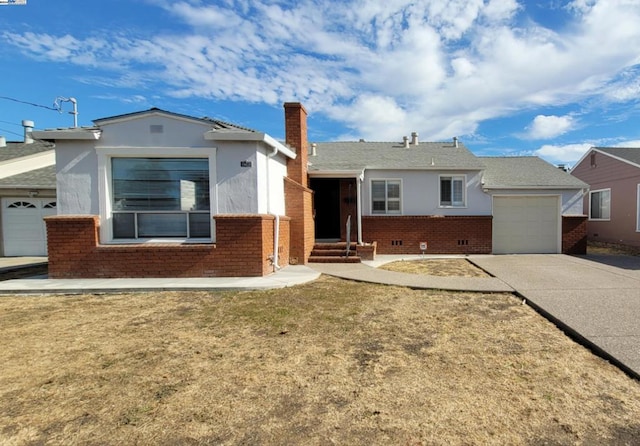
left=0, top=263, right=321, bottom=294
left=310, top=256, right=514, bottom=292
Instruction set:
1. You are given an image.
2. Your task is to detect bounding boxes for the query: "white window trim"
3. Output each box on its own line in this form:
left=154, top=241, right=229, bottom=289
left=637, top=184, right=640, bottom=232
left=588, top=188, right=611, bottom=221
left=97, top=147, right=218, bottom=244
left=370, top=178, right=402, bottom=215
left=438, top=174, right=467, bottom=208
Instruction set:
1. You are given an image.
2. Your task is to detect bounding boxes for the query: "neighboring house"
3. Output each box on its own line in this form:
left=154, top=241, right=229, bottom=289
left=571, top=147, right=640, bottom=248
left=34, top=103, right=588, bottom=279
left=0, top=136, right=56, bottom=256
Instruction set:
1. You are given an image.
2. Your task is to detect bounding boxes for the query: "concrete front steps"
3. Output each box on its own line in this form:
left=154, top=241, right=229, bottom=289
left=309, top=242, right=361, bottom=263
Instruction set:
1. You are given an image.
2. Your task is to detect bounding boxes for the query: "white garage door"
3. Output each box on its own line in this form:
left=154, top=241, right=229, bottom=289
left=492, top=196, right=560, bottom=254
left=2, top=198, right=57, bottom=256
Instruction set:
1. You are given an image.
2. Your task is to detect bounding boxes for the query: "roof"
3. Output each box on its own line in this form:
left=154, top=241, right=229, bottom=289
left=481, top=156, right=587, bottom=189
left=593, top=147, right=640, bottom=168
left=93, top=108, right=257, bottom=133
left=309, top=140, right=485, bottom=172
left=0, top=165, right=56, bottom=189
left=0, top=140, right=54, bottom=162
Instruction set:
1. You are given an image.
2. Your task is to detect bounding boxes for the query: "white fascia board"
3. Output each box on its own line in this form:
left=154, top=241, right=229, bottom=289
left=483, top=186, right=584, bottom=191
left=0, top=150, right=55, bottom=179
left=204, top=130, right=296, bottom=159
left=309, top=169, right=364, bottom=178
left=32, top=129, right=101, bottom=140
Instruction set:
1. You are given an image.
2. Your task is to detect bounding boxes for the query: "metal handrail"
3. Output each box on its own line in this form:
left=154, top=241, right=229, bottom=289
left=345, top=215, right=351, bottom=257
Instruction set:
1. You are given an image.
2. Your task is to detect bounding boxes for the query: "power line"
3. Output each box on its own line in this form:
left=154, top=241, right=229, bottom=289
left=0, top=96, right=59, bottom=111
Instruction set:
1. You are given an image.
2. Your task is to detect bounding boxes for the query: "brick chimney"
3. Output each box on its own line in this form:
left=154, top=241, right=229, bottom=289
left=284, top=102, right=308, bottom=187
left=283, top=102, right=314, bottom=265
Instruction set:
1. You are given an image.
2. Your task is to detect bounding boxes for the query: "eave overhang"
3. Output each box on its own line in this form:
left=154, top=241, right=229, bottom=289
left=204, top=130, right=296, bottom=159
left=31, top=129, right=102, bottom=140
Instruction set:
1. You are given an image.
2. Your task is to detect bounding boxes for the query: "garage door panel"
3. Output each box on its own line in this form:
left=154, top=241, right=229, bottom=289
left=2, top=198, right=56, bottom=256
left=493, top=196, right=559, bottom=254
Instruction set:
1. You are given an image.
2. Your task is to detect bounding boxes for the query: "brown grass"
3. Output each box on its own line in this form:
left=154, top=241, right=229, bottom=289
left=1, top=276, right=640, bottom=445
left=379, top=258, right=489, bottom=277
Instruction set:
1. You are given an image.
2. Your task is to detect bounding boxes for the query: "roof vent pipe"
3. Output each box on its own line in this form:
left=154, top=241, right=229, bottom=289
left=453, top=136, right=458, bottom=148
left=311, top=143, right=317, bottom=156
left=403, top=136, right=410, bottom=148
left=411, top=132, right=419, bottom=146
left=22, top=120, right=34, bottom=144
left=0, top=136, right=6, bottom=148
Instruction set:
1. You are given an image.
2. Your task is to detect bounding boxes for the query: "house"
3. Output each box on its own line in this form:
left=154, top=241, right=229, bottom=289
left=309, top=140, right=588, bottom=257
left=0, top=124, right=56, bottom=256
left=570, top=147, right=640, bottom=249
left=34, top=103, right=588, bottom=279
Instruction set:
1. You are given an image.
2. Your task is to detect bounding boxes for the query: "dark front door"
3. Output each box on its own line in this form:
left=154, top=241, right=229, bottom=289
left=311, top=178, right=341, bottom=239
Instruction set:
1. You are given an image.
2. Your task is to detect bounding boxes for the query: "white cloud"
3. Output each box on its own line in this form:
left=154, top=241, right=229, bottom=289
left=535, top=143, right=592, bottom=166
left=4, top=0, right=640, bottom=142
left=525, top=115, right=575, bottom=139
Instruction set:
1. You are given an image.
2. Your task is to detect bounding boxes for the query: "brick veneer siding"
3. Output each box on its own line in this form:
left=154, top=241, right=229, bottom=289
left=362, top=215, right=493, bottom=254
left=562, top=215, right=587, bottom=255
left=45, top=214, right=290, bottom=278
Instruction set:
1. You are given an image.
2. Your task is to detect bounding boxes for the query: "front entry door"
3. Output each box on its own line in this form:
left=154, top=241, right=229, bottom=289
left=311, top=178, right=341, bottom=239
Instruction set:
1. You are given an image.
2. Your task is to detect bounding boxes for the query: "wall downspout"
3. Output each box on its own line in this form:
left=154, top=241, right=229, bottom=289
left=266, top=145, right=281, bottom=271
left=357, top=172, right=363, bottom=245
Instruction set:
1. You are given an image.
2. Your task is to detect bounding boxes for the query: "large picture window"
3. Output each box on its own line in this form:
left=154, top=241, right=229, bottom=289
left=371, top=179, right=401, bottom=214
left=589, top=188, right=610, bottom=220
left=440, top=175, right=465, bottom=207
left=112, top=158, right=211, bottom=239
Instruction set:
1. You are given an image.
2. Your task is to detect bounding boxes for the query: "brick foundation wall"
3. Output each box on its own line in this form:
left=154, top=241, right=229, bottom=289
left=45, top=214, right=290, bottom=278
left=362, top=215, right=492, bottom=254
left=562, top=215, right=587, bottom=255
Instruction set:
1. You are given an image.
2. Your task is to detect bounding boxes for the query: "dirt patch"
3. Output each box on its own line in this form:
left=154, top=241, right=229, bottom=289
left=1, top=276, right=640, bottom=444
left=379, top=258, right=489, bottom=277
left=588, top=241, right=640, bottom=256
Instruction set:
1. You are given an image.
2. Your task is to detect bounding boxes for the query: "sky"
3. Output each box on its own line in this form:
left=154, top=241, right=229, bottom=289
left=2, top=0, right=640, bottom=168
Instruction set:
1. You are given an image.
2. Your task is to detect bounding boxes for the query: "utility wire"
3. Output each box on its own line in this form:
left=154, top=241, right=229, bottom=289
left=0, top=96, right=59, bottom=111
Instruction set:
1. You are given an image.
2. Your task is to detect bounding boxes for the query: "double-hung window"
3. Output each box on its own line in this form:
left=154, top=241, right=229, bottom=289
left=440, top=175, right=465, bottom=207
left=371, top=180, right=401, bottom=214
left=589, top=188, right=610, bottom=220
left=111, top=157, right=211, bottom=239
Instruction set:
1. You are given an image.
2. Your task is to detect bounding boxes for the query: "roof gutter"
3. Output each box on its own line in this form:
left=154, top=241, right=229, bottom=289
left=204, top=130, right=296, bottom=159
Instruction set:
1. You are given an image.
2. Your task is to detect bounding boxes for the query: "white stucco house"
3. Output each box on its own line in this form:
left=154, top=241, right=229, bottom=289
left=32, top=103, right=588, bottom=278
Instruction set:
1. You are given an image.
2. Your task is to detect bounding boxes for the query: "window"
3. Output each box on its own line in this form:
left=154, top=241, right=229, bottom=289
left=371, top=180, right=401, bottom=214
left=440, top=175, right=466, bottom=207
left=589, top=189, right=610, bottom=220
left=111, top=158, right=211, bottom=239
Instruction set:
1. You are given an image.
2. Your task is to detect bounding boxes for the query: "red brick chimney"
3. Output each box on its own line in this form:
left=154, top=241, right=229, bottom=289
left=284, top=102, right=308, bottom=187
left=283, top=102, right=314, bottom=264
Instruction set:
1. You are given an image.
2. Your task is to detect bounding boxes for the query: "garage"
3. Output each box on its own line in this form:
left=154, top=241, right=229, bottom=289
left=492, top=195, right=560, bottom=254
left=2, top=198, right=56, bottom=256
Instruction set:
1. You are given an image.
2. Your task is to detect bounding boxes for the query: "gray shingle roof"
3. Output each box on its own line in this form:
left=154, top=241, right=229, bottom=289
left=481, top=156, right=587, bottom=189
left=0, top=140, right=54, bottom=162
left=0, top=165, right=56, bottom=189
left=309, top=140, right=485, bottom=172
left=594, top=147, right=640, bottom=167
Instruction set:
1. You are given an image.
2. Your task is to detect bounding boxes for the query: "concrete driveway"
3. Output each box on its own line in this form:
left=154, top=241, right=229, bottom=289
left=471, top=254, right=640, bottom=379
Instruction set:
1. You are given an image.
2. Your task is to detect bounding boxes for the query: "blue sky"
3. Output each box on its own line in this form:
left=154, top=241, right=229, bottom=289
left=2, top=0, right=640, bottom=167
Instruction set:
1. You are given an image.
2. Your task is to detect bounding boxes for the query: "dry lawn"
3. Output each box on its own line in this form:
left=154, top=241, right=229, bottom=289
left=379, top=258, right=489, bottom=277
left=2, top=276, right=640, bottom=445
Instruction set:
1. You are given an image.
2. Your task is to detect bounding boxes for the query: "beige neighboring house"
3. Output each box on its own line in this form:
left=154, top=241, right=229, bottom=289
left=0, top=134, right=56, bottom=256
